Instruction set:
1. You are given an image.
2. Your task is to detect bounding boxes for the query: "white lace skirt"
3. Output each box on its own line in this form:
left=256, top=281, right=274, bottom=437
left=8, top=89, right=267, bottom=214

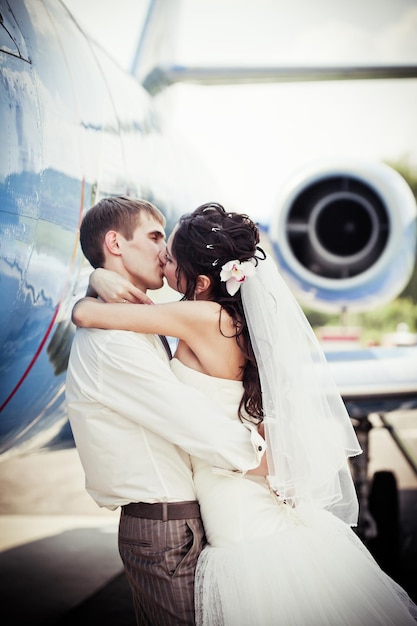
left=195, top=505, right=417, bottom=626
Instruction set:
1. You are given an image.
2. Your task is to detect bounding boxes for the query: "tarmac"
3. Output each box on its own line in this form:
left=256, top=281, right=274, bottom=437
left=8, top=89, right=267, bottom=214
left=0, top=410, right=416, bottom=626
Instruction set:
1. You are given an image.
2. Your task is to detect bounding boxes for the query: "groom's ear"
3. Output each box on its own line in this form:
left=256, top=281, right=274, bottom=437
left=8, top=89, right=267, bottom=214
left=104, top=231, right=122, bottom=257
left=195, top=274, right=212, bottom=296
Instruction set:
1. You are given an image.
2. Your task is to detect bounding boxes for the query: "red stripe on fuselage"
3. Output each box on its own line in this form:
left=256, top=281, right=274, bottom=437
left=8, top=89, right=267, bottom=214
left=0, top=306, right=60, bottom=412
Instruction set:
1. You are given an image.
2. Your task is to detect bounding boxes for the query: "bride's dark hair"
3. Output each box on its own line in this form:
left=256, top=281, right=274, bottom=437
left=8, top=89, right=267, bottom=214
left=172, top=202, right=264, bottom=424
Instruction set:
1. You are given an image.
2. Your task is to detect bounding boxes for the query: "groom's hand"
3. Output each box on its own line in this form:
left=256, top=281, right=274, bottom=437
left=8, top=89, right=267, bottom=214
left=246, top=426, right=268, bottom=476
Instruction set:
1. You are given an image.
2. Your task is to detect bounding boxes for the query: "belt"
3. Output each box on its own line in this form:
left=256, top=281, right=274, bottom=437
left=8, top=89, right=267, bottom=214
left=122, top=501, right=201, bottom=522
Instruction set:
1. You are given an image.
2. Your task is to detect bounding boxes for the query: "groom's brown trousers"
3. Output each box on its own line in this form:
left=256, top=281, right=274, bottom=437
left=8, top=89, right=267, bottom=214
left=119, top=501, right=206, bottom=625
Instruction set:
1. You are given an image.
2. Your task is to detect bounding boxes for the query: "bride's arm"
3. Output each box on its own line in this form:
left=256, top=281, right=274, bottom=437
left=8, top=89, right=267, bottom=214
left=72, top=297, right=218, bottom=345
left=87, top=268, right=153, bottom=305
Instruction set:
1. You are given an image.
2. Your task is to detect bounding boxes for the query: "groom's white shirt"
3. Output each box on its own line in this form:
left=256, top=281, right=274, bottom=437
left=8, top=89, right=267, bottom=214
left=65, top=327, right=265, bottom=510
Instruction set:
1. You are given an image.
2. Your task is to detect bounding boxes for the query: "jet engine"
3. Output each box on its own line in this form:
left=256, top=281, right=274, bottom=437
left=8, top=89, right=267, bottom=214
left=269, top=161, right=417, bottom=312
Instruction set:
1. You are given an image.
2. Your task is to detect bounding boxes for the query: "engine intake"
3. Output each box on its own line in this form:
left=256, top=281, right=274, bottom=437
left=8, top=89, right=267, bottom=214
left=270, top=161, right=417, bottom=312
left=287, top=176, right=389, bottom=279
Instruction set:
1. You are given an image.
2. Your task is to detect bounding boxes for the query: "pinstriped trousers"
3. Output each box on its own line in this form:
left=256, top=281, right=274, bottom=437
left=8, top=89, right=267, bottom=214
left=118, top=510, right=206, bottom=625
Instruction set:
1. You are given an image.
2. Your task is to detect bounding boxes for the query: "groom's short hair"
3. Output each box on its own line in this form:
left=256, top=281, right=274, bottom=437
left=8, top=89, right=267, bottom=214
left=80, top=196, right=165, bottom=268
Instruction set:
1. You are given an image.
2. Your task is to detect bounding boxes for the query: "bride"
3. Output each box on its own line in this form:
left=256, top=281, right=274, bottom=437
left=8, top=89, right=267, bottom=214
left=73, top=202, right=417, bottom=625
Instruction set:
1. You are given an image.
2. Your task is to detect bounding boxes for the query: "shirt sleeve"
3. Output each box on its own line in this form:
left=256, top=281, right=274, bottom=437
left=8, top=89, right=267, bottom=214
left=97, top=330, right=265, bottom=472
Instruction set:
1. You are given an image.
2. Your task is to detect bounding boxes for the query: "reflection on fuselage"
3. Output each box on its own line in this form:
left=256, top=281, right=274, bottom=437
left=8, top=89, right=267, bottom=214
left=0, top=0, right=214, bottom=456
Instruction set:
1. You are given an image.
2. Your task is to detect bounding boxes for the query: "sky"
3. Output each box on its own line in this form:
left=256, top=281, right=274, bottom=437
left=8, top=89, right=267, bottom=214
left=63, top=0, right=417, bottom=221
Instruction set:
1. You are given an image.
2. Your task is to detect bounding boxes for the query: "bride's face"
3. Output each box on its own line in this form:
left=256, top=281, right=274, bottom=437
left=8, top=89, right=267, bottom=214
left=160, top=227, right=186, bottom=294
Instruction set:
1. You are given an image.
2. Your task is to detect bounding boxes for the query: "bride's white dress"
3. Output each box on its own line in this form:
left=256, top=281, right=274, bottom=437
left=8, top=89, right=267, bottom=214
left=171, top=358, right=417, bottom=626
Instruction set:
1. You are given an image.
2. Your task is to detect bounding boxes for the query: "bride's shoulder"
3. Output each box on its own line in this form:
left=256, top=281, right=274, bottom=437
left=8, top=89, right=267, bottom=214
left=167, top=300, right=221, bottom=331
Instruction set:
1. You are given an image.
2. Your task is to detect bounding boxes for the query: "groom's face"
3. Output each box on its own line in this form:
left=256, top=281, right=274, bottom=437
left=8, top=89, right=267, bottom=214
left=118, top=214, right=166, bottom=292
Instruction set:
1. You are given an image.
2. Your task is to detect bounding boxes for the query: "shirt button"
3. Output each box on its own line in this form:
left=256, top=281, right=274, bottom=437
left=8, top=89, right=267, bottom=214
left=258, top=445, right=263, bottom=451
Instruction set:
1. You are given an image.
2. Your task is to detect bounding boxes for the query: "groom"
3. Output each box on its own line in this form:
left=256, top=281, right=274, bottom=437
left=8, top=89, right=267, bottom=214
left=65, top=196, right=265, bottom=626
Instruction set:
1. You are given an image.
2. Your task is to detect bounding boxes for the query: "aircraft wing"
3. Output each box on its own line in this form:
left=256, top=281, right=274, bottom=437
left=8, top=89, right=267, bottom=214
left=326, top=346, right=417, bottom=418
left=132, top=1, right=417, bottom=95
left=141, top=63, right=417, bottom=95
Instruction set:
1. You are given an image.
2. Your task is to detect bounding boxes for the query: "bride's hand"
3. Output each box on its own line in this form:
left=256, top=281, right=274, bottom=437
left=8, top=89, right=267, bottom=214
left=88, top=268, right=153, bottom=304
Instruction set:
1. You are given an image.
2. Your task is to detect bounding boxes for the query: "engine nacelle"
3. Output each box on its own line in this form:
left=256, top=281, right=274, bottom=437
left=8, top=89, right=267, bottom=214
left=269, top=161, right=417, bottom=312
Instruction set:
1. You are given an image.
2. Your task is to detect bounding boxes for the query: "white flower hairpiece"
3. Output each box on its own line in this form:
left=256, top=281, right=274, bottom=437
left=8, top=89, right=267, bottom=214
left=220, top=259, right=256, bottom=295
